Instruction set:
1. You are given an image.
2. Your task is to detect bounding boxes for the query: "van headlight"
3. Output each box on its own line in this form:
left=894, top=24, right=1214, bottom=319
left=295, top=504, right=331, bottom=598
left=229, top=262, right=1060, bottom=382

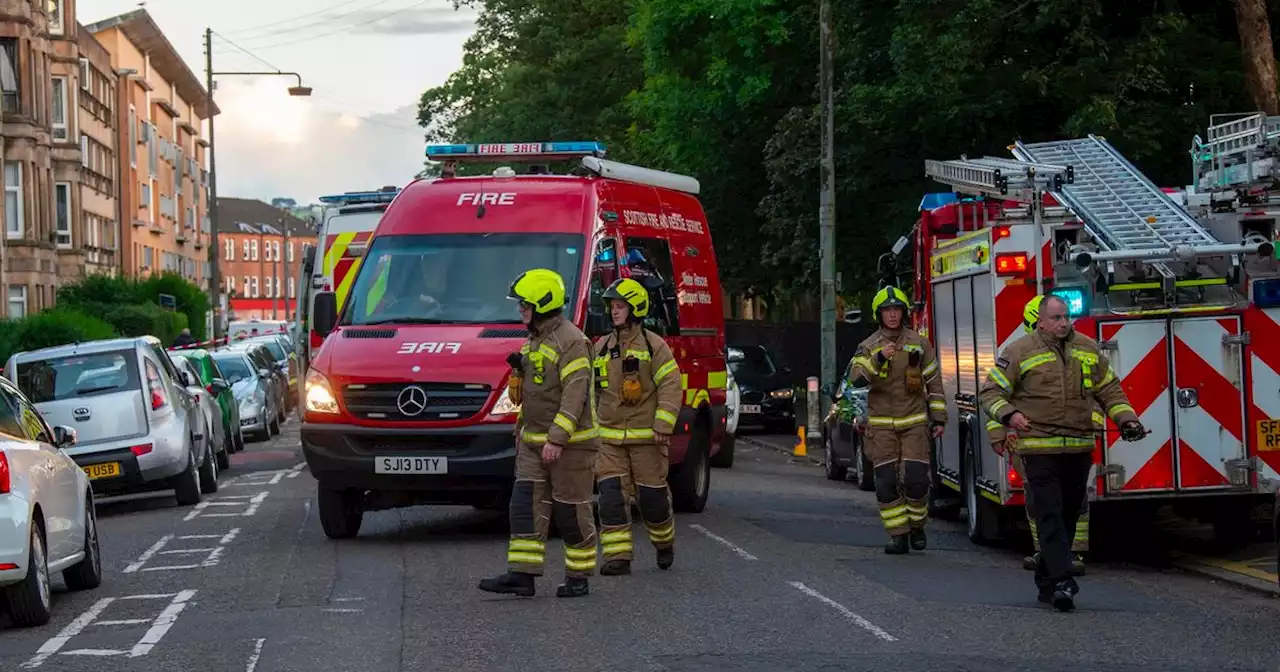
left=305, top=369, right=339, bottom=414
left=488, top=386, right=520, bottom=417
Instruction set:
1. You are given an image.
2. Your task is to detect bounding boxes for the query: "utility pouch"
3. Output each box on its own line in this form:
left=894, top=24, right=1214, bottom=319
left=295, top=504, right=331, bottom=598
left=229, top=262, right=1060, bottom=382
left=905, top=367, right=923, bottom=393
left=621, top=357, right=643, bottom=404
left=506, top=352, right=524, bottom=405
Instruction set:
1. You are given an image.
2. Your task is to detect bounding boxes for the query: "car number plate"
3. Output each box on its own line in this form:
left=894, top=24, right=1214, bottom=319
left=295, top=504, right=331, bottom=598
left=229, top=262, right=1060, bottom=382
left=375, top=456, right=449, bottom=474
left=83, top=462, right=122, bottom=480
left=741, top=404, right=761, bottom=414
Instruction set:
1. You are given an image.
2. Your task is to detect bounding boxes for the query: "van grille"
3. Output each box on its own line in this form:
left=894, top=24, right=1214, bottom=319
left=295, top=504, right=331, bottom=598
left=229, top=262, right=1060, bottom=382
left=740, top=391, right=765, bottom=404
left=479, top=328, right=527, bottom=338
left=341, top=382, right=492, bottom=421
left=343, top=329, right=398, bottom=339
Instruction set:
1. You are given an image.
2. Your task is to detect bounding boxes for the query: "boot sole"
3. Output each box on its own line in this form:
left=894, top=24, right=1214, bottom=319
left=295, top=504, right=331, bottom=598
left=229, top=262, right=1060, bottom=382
left=556, top=588, right=590, bottom=598
left=478, top=583, right=535, bottom=597
left=601, top=567, right=631, bottom=576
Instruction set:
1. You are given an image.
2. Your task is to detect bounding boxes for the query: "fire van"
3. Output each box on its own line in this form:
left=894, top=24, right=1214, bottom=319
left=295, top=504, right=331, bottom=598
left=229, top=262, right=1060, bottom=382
left=301, top=141, right=729, bottom=538
left=902, top=129, right=1279, bottom=547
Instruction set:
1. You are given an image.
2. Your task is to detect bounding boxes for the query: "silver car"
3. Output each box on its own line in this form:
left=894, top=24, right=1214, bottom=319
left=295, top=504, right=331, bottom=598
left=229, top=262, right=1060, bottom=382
left=6, top=337, right=216, bottom=506
left=211, top=350, right=280, bottom=440
left=170, top=354, right=230, bottom=476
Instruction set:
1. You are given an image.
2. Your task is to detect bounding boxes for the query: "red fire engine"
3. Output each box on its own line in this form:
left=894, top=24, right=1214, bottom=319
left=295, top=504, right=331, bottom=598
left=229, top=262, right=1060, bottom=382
left=903, top=127, right=1280, bottom=546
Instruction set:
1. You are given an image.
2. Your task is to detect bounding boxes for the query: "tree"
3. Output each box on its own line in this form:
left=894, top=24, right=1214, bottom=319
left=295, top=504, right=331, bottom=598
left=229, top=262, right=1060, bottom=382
left=1231, top=0, right=1278, bottom=114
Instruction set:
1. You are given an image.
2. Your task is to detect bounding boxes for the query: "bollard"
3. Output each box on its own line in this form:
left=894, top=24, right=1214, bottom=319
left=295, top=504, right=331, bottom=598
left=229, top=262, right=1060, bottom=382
left=806, top=376, right=823, bottom=456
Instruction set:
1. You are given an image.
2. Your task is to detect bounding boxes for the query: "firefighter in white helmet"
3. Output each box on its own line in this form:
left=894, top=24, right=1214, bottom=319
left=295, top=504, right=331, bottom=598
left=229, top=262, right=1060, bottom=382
left=845, top=286, right=947, bottom=554
left=980, top=294, right=1146, bottom=612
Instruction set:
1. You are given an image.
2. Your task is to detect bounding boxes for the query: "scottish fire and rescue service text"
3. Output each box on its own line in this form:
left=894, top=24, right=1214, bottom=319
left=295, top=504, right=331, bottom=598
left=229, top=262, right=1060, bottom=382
left=622, top=209, right=705, bottom=235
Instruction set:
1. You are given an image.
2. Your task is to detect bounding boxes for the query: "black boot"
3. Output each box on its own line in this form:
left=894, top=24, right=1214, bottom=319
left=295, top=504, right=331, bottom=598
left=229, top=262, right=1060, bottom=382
left=909, top=528, right=927, bottom=551
left=556, top=577, right=590, bottom=598
left=601, top=559, right=631, bottom=576
left=884, top=534, right=909, bottom=555
left=478, top=571, right=535, bottom=597
left=657, top=547, right=674, bottom=570
left=1070, top=553, right=1087, bottom=576
left=1051, top=578, right=1079, bottom=612
left=1023, top=552, right=1041, bottom=571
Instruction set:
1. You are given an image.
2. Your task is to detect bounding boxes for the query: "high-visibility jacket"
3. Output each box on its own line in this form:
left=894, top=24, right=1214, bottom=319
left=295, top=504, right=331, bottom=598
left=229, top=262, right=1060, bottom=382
left=848, top=327, right=947, bottom=429
left=979, top=329, right=1137, bottom=454
left=593, top=324, right=682, bottom=444
left=515, top=315, right=598, bottom=447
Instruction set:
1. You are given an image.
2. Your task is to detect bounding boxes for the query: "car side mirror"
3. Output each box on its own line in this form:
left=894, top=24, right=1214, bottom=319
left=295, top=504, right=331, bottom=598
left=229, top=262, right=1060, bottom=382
left=313, top=291, right=338, bottom=336
left=209, top=378, right=229, bottom=395
left=52, top=424, right=77, bottom=449
left=178, top=371, right=191, bottom=386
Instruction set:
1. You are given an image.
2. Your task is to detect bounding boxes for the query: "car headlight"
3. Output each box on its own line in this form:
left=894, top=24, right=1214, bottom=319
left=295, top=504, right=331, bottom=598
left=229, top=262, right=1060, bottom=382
left=770, top=388, right=794, bottom=399
left=488, top=385, right=520, bottom=418
left=305, top=369, right=339, bottom=414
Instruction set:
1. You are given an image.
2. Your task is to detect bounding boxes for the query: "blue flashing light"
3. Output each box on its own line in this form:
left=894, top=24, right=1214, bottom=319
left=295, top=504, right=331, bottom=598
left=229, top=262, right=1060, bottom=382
left=1253, top=278, right=1280, bottom=308
left=425, top=141, right=606, bottom=160
left=1052, top=286, right=1088, bottom=318
left=318, top=189, right=399, bottom=206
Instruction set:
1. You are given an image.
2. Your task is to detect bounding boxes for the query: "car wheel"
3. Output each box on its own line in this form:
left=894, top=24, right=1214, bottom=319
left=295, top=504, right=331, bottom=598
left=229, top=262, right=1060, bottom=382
left=318, top=487, right=363, bottom=539
left=64, top=499, right=103, bottom=591
left=5, top=523, right=52, bottom=627
left=199, top=440, right=219, bottom=493
left=671, top=421, right=711, bottom=513
left=174, top=448, right=203, bottom=506
left=824, top=434, right=848, bottom=481
left=855, top=440, right=875, bottom=491
left=216, top=431, right=232, bottom=471
left=269, top=414, right=281, bottom=436
left=234, top=428, right=246, bottom=453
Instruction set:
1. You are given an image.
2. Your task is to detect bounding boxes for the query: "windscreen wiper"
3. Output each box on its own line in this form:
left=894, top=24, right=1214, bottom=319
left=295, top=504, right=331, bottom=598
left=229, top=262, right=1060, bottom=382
left=360, top=318, right=448, bottom=325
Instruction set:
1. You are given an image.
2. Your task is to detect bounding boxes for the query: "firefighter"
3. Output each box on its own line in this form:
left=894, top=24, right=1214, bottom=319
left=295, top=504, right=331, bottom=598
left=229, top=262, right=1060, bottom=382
left=847, top=286, right=947, bottom=554
left=592, top=278, right=683, bottom=575
left=479, top=268, right=600, bottom=599
left=988, top=296, right=1090, bottom=576
left=979, top=294, right=1146, bottom=612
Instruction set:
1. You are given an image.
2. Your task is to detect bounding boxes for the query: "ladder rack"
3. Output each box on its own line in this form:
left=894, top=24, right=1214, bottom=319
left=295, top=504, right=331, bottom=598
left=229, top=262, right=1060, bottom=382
left=924, top=156, right=1072, bottom=201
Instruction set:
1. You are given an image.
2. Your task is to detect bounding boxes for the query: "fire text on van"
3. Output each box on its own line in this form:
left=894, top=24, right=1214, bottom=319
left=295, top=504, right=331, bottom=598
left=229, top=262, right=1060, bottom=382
left=457, top=192, right=516, bottom=206
left=397, top=342, right=463, bottom=354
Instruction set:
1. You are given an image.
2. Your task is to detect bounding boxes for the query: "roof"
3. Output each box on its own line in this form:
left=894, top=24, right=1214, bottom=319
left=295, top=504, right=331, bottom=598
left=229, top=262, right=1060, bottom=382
left=218, top=197, right=316, bottom=237
left=82, top=9, right=220, bottom=119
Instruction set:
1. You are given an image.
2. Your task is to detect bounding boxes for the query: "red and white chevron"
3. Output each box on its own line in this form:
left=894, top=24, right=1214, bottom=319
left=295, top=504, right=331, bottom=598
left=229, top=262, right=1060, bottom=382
left=1246, top=306, right=1280, bottom=483
left=1097, top=320, right=1174, bottom=493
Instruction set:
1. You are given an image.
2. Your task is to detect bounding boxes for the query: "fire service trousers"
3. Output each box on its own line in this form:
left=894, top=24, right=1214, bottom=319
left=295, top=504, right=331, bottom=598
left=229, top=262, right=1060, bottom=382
left=595, top=441, right=675, bottom=561
left=866, top=424, right=931, bottom=537
left=1014, top=453, right=1089, bottom=554
left=507, top=441, right=599, bottom=579
left=1021, top=451, right=1093, bottom=589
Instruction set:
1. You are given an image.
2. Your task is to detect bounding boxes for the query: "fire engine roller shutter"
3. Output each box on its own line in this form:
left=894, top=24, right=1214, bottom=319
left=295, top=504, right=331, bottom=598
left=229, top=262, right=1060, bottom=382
left=1246, top=306, right=1280, bottom=481
left=1098, top=320, right=1174, bottom=493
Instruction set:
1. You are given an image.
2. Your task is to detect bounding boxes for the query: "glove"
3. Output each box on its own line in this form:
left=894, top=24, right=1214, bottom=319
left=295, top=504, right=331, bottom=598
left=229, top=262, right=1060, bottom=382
left=1120, top=421, right=1146, bottom=442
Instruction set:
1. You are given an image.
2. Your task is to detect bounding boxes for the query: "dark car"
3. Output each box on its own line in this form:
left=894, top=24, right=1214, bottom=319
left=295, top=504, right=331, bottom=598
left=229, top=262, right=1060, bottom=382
left=726, top=344, right=796, bottom=434
left=169, top=348, right=244, bottom=454
left=821, top=358, right=873, bottom=489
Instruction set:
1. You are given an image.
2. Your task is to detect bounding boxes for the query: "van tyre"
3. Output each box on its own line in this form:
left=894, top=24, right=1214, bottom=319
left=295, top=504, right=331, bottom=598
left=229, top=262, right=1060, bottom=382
left=5, top=524, right=52, bottom=627
left=64, top=500, right=103, bottom=591
left=319, top=487, right=363, bottom=539
left=671, top=422, right=711, bottom=513
left=173, top=449, right=203, bottom=506
left=199, top=440, right=219, bottom=493
left=711, top=432, right=735, bottom=468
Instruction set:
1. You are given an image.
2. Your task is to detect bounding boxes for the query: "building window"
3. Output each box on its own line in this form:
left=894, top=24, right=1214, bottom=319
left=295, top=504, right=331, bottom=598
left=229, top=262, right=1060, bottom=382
left=250, top=239, right=259, bottom=261
left=225, top=276, right=235, bottom=293
left=250, top=276, right=259, bottom=298
left=224, top=237, right=234, bottom=261
left=79, top=58, right=88, bottom=89
left=51, top=77, right=67, bottom=140
left=140, top=181, right=150, bottom=208
left=128, top=107, right=137, bottom=166
left=242, top=276, right=250, bottom=297
left=288, top=277, right=295, bottom=299
left=7, top=286, right=26, bottom=319
left=5, top=162, right=22, bottom=239
left=47, top=1, right=63, bottom=35
left=54, top=181, right=71, bottom=248
left=288, top=242, right=295, bottom=263
left=0, top=39, right=18, bottom=114
left=143, top=246, right=153, bottom=268
left=242, top=240, right=250, bottom=261
left=148, top=124, right=158, bottom=177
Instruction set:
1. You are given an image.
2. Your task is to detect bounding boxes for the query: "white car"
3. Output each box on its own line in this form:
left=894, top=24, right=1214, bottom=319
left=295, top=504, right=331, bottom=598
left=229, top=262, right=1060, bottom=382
left=712, top=366, right=740, bottom=468
left=0, top=376, right=102, bottom=627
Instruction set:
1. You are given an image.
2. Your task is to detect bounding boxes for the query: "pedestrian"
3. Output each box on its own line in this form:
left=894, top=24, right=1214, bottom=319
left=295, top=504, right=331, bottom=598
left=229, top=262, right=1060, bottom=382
left=173, top=328, right=197, bottom=348
left=979, top=294, right=1146, bottom=611
left=592, top=278, right=683, bottom=575
left=479, top=268, right=600, bottom=598
left=846, top=286, right=947, bottom=554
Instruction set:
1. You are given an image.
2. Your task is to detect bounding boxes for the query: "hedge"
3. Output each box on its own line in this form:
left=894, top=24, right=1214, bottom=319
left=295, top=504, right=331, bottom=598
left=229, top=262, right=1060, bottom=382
left=0, top=310, right=119, bottom=366
left=57, top=272, right=208, bottom=342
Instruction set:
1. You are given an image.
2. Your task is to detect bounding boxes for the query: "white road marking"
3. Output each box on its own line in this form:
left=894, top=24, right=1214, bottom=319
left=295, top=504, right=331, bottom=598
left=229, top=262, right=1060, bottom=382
left=123, top=535, right=175, bottom=573
left=22, top=597, right=115, bottom=668
left=20, top=591, right=198, bottom=668
left=688, top=523, right=759, bottom=560
left=288, top=461, right=306, bottom=478
left=333, top=597, right=365, bottom=602
left=322, top=608, right=363, bottom=613
left=246, top=638, right=266, bottom=672
left=184, top=491, right=268, bottom=521
left=130, top=590, right=196, bottom=657
left=96, top=619, right=153, bottom=626
left=126, top=528, right=241, bottom=572
left=787, top=581, right=897, bottom=642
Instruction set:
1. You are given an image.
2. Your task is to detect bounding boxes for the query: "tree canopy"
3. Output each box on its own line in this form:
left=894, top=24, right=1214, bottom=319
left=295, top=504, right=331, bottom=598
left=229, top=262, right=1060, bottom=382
left=420, top=0, right=1266, bottom=317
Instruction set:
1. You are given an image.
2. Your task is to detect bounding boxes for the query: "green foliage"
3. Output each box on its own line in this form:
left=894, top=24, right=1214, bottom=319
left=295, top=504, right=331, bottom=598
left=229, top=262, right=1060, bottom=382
left=135, top=272, right=209, bottom=342
left=56, top=272, right=208, bottom=343
left=103, top=304, right=188, bottom=345
left=419, top=0, right=1258, bottom=315
left=0, top=310, right=119, bottom=366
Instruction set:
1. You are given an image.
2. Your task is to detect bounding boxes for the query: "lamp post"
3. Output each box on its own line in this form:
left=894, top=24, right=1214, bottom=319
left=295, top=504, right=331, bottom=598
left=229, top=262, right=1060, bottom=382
left=204, top=27, right=312, bottom=343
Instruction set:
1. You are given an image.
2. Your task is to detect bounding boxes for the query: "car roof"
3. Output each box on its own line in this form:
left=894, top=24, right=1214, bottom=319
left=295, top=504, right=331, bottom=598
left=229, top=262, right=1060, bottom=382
left=11, top=336, right=159, bottom=363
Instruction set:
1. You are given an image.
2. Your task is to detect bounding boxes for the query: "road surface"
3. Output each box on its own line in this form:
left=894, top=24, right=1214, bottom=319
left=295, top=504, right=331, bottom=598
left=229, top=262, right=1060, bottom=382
left=1, top=424, right=1276, bottom=671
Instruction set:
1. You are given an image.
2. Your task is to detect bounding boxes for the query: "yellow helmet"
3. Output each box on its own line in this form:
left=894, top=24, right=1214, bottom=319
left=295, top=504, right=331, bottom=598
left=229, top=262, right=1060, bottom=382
left=871, top=286, right=910, bottom=322
left=601, top=278, right=649, bottom=318
left=1023, top=295, right=1044, bottom=333
left=507, top=268, right=566, bottom=314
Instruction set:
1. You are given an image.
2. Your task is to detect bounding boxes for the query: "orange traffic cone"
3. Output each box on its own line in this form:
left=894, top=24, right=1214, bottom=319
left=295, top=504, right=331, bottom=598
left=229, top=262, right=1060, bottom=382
left=794, top=426, right=807, bottom=457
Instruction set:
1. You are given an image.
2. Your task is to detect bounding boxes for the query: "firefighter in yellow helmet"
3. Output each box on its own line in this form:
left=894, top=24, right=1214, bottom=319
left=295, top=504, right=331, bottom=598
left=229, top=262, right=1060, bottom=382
left=845, top=286, right=947, bottom=554
left=592, top=278, right=683, bottom=575
left=479, top=269, right=600, bottom=598
left=990, top=296, right=1092, bottom=576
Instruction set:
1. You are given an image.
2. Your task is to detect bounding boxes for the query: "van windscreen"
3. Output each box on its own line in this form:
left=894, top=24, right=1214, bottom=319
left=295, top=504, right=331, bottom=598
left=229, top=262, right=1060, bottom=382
left=15, top=351, right=141, bottom=403
left=343, top=233, right=585, bottom=325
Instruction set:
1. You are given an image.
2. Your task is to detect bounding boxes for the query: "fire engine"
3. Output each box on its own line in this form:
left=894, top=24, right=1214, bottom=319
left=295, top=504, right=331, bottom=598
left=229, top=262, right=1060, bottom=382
left=901, top=120, right=1280, bottom=547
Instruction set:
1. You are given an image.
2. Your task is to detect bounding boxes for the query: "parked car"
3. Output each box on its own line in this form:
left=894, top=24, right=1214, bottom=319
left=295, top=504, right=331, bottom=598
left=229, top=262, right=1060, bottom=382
left=821, top=358, right=872, bottom=489
left=711, top=366, right=740, bottom=468
left=223, top=342, right=287, bottom=424
left=0, top=375, right=103, bottom=627
left=241, top=335, right=298, bottom=411
left=6, top=337, right=213, bottom=506
left=168, top=348, right=244, bottom=454
left=169, top=354, right=230, bottom=479
left=211, top=351, right=280, bottom=440
left=726, top=344, right=797, bottom=434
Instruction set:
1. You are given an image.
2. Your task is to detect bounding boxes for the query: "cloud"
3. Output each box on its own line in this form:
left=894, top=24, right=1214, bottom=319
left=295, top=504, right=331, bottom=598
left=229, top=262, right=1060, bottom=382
left=344, top=7, right=477, bottom=36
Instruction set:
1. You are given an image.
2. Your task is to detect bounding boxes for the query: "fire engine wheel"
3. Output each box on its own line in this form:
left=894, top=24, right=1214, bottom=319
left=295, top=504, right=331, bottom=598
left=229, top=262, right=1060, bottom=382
left=318, top=487, right=364, bottom=539
left=964, top=458, right=1001, bottom=546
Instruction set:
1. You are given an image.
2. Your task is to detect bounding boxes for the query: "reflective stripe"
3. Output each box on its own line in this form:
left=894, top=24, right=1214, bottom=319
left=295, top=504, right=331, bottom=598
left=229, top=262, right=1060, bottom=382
left=1107, top=403, right=1134, bottom=421
left=1019, top=436, right=1094, bottom=450
left=852, top=355, right=877, bottom=373
left=600, top=529, right=633, bottom=556
left=561, top=357, right=589, bottom=380
left=507, top=538, right=546, bottom=566
left=1019, top=352, right=1056, bottom=375
left=867, top=413, right=929, bottom=429
left=564, top=546, right=597, bottom=571
left=646, top=521, right=675, bottom=544
left=928, top=400, right=946, bottom=413
left=905, top=502, right=928, bottom=522
left=654, top=359, right=679, bottom=383
left=879, top=504, right=909, bottom=531
left=922, top=360, right=938, bottom=378
left=600, top=529, right=631, bottom=544
left=599, top=426, right=655, bottom=441
left=553, top=413, right=575, bottom=434
left=903, top=344, right=924, bottom=354
left=521, top=427, right=599, bottom=444
left=987, top=368, right=1013, bottom=393
left=987, top=399, right=1010, bottom=417
left=1069, top=349, right=1098, bottom=389
left=706, top=371, right=727, bottom=389
left=1099, top=368, right=1116, bottom=386
left=986, top=419, right=1003, bottom=432
left=539, top=344, right=559, bottom=362
left=1091, top=411, right=1105, bottom=427
left=625, top=349, right=652, bottom=361
left=655, top=409, right=677, bottom=426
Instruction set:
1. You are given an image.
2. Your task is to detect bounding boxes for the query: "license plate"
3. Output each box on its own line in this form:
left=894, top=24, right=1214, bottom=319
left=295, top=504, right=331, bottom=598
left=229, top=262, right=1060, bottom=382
left=1257, top=419, right=1280, bottom=452
left=374, top=456, right=449, bottom=474
left=741, top=404, right=761, bottom=414
left=83, top=462, right=121, bottom=480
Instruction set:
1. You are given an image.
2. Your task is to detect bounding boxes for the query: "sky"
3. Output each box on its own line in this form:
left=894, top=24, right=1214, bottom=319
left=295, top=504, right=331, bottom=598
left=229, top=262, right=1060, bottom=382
left=78, top=0, right=479, bottom=204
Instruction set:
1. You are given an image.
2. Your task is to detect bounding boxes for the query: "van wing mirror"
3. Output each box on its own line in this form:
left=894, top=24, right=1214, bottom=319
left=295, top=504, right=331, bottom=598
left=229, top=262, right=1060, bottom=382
left=313, top=291, right=338, bottom=336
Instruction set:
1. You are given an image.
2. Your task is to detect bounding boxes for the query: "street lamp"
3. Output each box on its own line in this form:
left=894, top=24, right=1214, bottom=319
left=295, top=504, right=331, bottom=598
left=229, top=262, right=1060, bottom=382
left=203, top=27, right=312, bottom=343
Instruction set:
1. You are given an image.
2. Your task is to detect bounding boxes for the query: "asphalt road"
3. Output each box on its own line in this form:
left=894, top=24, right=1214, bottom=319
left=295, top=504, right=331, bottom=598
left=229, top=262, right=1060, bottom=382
left=1, top=426, right=1277, bottom=672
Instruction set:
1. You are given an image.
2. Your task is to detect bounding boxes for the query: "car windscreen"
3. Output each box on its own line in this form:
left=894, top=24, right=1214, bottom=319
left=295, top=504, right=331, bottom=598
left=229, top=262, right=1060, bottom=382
left=342, top=233, right=586, bottom=326
left=247, top=338, right=287, bottom=360
left=212, top=354, right=253, bottom=384
left=727, top=346, right=776, bottom=377
left=14, top=351, right=141, bottom=403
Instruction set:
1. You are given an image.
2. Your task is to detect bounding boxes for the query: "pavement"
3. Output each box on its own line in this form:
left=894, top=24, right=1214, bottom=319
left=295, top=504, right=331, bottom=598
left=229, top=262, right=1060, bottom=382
left=1, top=424, right=1278, bottom=672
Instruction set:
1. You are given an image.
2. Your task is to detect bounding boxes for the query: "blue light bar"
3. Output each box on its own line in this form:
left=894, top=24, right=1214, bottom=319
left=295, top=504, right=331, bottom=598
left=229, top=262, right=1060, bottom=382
left=1052, top=286, right=1088, bottom=318
left=425, top=141, right=606, bottom=161
left=318, top=189, right=400, bottom=206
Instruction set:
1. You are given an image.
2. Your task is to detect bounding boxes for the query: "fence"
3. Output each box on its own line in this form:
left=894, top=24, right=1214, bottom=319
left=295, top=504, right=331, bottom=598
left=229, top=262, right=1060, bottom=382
left=725, top=319, right=872, bottom=388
